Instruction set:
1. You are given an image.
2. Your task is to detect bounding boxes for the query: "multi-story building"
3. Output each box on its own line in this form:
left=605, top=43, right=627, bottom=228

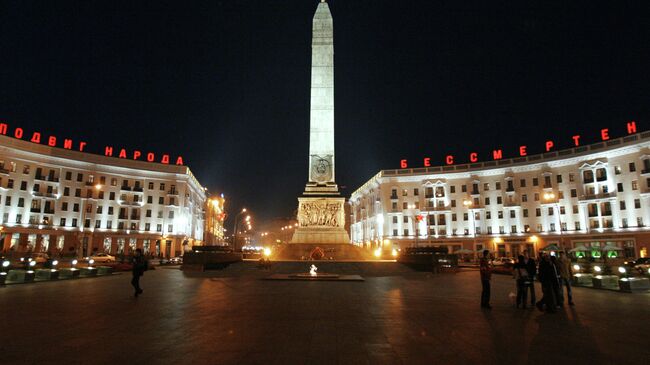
left=204, top=194, right=226, bottom=245
left=350, top=131, right=650, bottom=258
left=0, top=134, right=206, bottom=258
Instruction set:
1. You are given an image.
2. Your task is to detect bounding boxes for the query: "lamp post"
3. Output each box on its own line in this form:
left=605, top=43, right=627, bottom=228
left=231, top=208, right=248, bottom=252
left=543, top=192, right=563, bottom=249
left=463, top=199, right=477, bottom=251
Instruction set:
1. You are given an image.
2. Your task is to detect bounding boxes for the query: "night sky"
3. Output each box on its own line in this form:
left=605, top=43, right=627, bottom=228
left=1, top=0, right=649, bottom=225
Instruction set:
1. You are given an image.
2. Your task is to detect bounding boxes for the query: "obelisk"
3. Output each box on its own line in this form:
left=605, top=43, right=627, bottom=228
left=291, top=0, right=350, bottom=244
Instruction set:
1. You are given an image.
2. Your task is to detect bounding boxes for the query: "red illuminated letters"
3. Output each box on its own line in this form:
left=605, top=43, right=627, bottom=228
left=0, top=123, right=7, bottom=135
left=79, top=141, right=86, bottom=152
left=14, top=128, right=23, bottom=139
left=104, top=146, right=113, bottom=156
left=147, top=153, right=155, bottom=162
left=119, top=149, right=127, bottom=159
left=423, top=157, right=431, bottom=167
left=492, top=150, right=503, bottom=160
left=445, top=155, right=454, bottom=165
left=572, top=135, right=580, bottom=146
left=627, top=121, right=637, bottom=134
left=400, top=159, right=408, bottom=168
left=519, top=146, right=527, bottom=156
left=48, top=136, right=56, bottom=146
left=30, top=132, right=41, bottom=143
left=545, top=140, right=554, bottom=152
left=161, top=155, right=170, bottom=164
left=601, top=128, right=609, bottom=141
left=175, top=156, right=184, bottom=166
left=469, top=152, right=478, bottom=162
left=133, top=150, right=141, bottom=160
left=63, top=139, right=73, bottom=149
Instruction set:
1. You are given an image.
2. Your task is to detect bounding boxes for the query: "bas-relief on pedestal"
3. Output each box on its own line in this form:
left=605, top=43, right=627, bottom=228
left=291, top=0, right=350, bottom=245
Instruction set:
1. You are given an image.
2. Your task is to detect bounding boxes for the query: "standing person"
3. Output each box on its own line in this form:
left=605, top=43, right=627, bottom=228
left=513, top=255, right=529, bottom=309
left=536, top=253, right=557, bottom=313
left=480, top=250, right=492, bottom=309
left=523, top=251, right=537, bottom=307
left=550, top=254, right=563, bottom=307
left=557, top=251, right=575, bottom=306
left=131, top=248, right=147, bottom=297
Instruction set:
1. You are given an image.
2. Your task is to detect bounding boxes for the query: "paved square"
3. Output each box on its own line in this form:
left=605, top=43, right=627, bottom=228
left=1, top=262, right=649, bottom=364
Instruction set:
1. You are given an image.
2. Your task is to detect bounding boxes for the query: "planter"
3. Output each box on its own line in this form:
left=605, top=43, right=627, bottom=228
left=572, top=273, right=593, bottom=287
left=592, top=275, right=619, bottom=290
left=58, top=268, right=81, bottom=279
left=96, top=266, right=114, bottom=276
left=618, top=277, right=650, bottom=292
left=79, top=267, right=97, bottom=277
left=35, top=269, right=60, bottom=281
left=6, top=270, right=36, bottom=283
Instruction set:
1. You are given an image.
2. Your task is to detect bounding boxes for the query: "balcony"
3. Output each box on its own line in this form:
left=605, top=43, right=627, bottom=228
left=471, top=190, right=480, bottom=195
left=167, top=189, right=179, bottom=195
left=30, top=208, right=41, bottom=213
left=133, top=187, right=144, bottom=192
left=120, top=186, right=132, bottom=191
left=641, top=168, right=650, bottom=176
left=130, top=215, right=141, bottom=220
left=43, top=209, right=55, bottom=215
left=390, top=194, right=398, bottom=200
left=118, top=215, right=128, bottom=220
left=579, top=192, right=617, bottom=201
left=423, top=206, right=451, bottom=212
left=0, top=168, right=9, bottom=175
left=32, top=191, right=57, bottom=199
left=504, top=201, right=519, bottom=207
left=505, top=187, right=515, bottom=193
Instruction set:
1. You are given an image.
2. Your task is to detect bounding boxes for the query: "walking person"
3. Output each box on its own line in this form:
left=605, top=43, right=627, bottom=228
left=131, top=248, right=147, bottom=297
left=549, top=254, right=563, bottom=307
left=523, top=251, right=537, bottom=307
left=536, top=253, right=557, bottom=313
left=480, top=250, right=492, bottom=309
left=557, top=251, right=575, bottom=305
left=513, top=255, right=529, bottom=309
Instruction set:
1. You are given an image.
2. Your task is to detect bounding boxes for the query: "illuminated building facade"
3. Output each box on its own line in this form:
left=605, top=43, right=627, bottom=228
left=350, top=131, right=650, bottom=258
left=204, top=195, right=226, bottom=245
left=0, top=135, right=206, bottom=258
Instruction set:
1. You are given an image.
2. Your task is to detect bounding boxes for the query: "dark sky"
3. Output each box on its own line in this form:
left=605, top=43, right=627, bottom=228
left=1, top=0, right=649, bottom=225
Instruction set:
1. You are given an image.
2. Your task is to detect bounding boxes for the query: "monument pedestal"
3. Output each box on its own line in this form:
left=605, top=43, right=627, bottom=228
left=291, top=196, right=350, bottom=244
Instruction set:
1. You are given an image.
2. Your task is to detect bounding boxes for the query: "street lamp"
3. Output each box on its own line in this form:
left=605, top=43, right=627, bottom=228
left=232, top=208, right=247, bottom=252
left=463, top=199, right=478, bottom=253
left=543, top=192, right=563, bottom=249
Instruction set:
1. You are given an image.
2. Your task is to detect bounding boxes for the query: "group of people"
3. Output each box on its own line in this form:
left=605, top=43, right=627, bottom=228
left=480, top=249, right=575, bottom=312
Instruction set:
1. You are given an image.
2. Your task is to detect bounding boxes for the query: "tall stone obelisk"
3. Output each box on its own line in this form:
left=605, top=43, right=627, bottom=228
left=291, top=0, right=350, bottom=244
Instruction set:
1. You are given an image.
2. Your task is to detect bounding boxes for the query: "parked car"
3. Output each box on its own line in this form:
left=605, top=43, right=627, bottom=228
left=491, top=257, right=515, bottom=274
left=28, top=253, right=50, bottom=264
left=86, top=253, right=116, bottom=263
left=169, top=256, right=183, bottom=265
left=633, top=258, right=650, bottom=274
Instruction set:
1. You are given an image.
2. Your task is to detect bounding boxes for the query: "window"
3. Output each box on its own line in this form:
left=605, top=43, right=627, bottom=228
left=65, top=171, right=72, bottom=180
left=569, top=173, right=575, bottom=182
left=463, top=213, right=468, bottom=221
left=97, top=205, right=103, bottom=214
left=495, top=182, right=501, bottom=190
left=391, top=202, right=397, bottom=210
left=168, top=211, right=174, bottom=219
left=402, top=202, right=408, bottom=209
left=169, top=197, right=176, bottom=206
left=535, top=208, right=541, bottom=217
left=72, top=218, right=77, bottom=227
left=520, top=179, right=526, bottom=187
left=111, top=178, right=117, bottom=186
left=638, top=217, right=644, bottom=227
left=109, top=192, right=115, bottom=200
left=450, top=186, right=455, bottom=193
left=76, top=173, right=83, bottom=182
left=20, top=181, right=27, bottom=190
left=158, top=197, right=164, bottom=204
left=621, top=218, right=628, bottom=228
left=499, top=226, right=505, bottom=234
left=511, top=225, right=517, bottom=233
left=522, top=194, right=527, bottom=202
left=23, top=165, right=30, bottom=174
left=108, top=207, right=114, bottom=215
left=620, top=201, right=626, bottom=210
left=60, top=218, right=66, bottom=226
left=100, top=176, right=106, bottom=184
left=451, top=200, right=456, bottom=208
left=147, top=196, right=153, bottom=204
left=451, top=213, right=457, bottom=221
left=510, top=210, right=516, bottom=218
left=98, top=191, right=104, bottom=199
left=560, top=206, right=566, bottom=215
left=17, top=198, right=24, bottom=207
left=392, top=229, right=398, bottom=236
left=617, top=183, right=624, bottom=192
left=556, top=175, right=563, bottom=183
left=534, top=193, right=539, bottom=201
left=461, top=185, right=467, bottom=193
left=583, top=170, right=594, bottom=183
left=483, top=183, right=489, bottom=191
left=145, top=223, right=151, bottom=231
left=146, top=209, right=152, bottom=218
left=62, top=202, right=68, bottom=211
left=107, top=220, right=112, bottom=229
left=614, top=166, right=621, bottom=175
left=629, top=162, right=636, bottom=172
left=485, top=197, right=490, bottom=205
left=523, top=209, right=528, bottom=218
left=497, top=211, right=503, bottom=219
left=73, top=203, right=79, bottom=212
left=634, top=199, right=641, bottom=209
left=548, top=207, right=554, bottom=216
left=403, top=229, right=408, bottom=236
left=402, top=189, right=408, bottom=197
left=596, top=168, right=607, bottom=181
left=95, top=220, right=101, bottom=228
left=544, top=176, right=552, bottom=188
left=157, top=211, right=163, bottom=219
left=32, top=183, right=39, bottom=192
left=75, top=189, right=81, bottom=197
left=532, top=178, right=539, bottom=186
left=7, top=179, right=14, bottom=189
left=496, top=196, right=502, bottom=204
left=148, top=182, right=154, bottom=189
left=160, top=183, right=165, bottom=191
left=575, top=222, right=580, bottom=231
left=572, top=205, right=578, bottom=214
left=558, top=191, right=564, bottom=199
left=413, top=188, right=419, bottom=196
left=486, top=211, right=491, bottom=219
left=632, top=181, right=638, bottom=190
